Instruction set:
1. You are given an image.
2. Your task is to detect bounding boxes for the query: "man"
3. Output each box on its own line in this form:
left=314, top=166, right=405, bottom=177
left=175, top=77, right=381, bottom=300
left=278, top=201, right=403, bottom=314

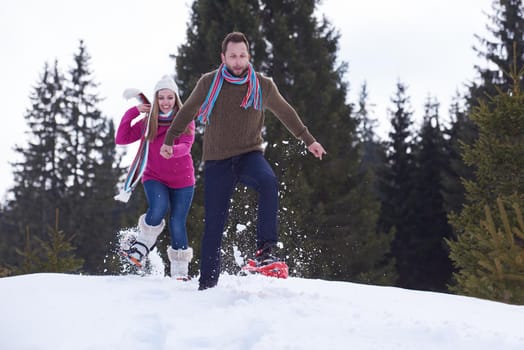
left=161, top=32, right=326, bottom=290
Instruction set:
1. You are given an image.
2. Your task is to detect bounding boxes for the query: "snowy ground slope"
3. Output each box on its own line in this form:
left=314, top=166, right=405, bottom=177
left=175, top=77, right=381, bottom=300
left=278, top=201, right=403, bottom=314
left=1, top=273, right=524, bottom=350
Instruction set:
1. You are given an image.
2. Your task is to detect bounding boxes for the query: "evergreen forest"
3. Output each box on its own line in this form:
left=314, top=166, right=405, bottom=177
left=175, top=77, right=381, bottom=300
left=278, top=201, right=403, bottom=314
left=1, top=0, right=523, bottom=304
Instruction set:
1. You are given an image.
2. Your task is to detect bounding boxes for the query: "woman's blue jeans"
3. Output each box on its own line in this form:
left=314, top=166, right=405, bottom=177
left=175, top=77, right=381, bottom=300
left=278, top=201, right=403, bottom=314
left=143, top=180, right=194, bottom=249
left=199, top=151, right=279, bottom=286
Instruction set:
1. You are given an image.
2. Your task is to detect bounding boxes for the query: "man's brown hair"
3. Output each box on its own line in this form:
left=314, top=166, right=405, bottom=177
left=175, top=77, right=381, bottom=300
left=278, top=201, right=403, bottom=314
left=221, top=32, right=250, bottom=53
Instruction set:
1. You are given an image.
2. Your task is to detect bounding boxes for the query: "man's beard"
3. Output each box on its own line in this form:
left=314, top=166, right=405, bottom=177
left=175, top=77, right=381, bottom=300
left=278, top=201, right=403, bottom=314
left=225, top=64, right=249, bottom=77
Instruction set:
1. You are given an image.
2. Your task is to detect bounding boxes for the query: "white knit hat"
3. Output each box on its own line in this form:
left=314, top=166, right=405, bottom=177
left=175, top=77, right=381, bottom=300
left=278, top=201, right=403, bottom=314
left=154, top=75, right=179, bottom=95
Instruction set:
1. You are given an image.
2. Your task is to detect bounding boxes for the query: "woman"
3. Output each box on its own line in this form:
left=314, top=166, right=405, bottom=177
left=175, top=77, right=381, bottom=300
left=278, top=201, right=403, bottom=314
left=115, top=75, right=195, bottom=280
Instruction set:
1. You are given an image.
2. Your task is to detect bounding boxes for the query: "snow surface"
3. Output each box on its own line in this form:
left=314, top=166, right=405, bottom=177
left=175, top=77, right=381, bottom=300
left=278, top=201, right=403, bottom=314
left=1, top=272, right=524, bottom=350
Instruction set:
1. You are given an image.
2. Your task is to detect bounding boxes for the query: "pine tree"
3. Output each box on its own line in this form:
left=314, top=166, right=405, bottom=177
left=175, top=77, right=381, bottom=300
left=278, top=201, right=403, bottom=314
left=173, top=0, right=266, bottom=271
left=14, top=226, right=42, bottom=274
left=446, top=0, right=524, bottom=224
left=441, top=94, right=474, bottom=216
left=257, top=0, right=392, bottom=282
left=174, top=0, right=266, bottom=95
left=173, top=0, right=393, bottom=282
left=409, top=97, right=454, bottom=291
left=448, top=68, right=524, bottom=303
left=0, top=266, right=9, bottom=277
left=450, top=198, right=524, bottom=304
left=355, top=82, right=386, bottom=194
left=38, top=210, right=84, bottom=273
left=349, top=82, right=396, bottom=284
left=379, top=81, right=417, bottom=288
left=2, top=42, right=125, bottom=274
left=14, top=210, right=84, bottom=274
left=2, top=61, right=67, bottom=267
left=260, top=0, right=348, bottom=277
left=355, top=82, right=377, bottom=143
left=60, top=40, right=125, bottom=273
left=469, top=0, right=524, bottom=105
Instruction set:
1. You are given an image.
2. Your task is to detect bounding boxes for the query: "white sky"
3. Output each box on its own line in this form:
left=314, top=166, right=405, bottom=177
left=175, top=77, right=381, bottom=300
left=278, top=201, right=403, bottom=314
left=1, top=271, right=524, bottom=349
left=0, top=0, right=492, bottom=199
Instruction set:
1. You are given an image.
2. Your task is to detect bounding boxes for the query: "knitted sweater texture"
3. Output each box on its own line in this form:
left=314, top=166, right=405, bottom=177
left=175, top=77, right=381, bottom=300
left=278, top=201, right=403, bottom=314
left=164, top=70, right=316, bottom=161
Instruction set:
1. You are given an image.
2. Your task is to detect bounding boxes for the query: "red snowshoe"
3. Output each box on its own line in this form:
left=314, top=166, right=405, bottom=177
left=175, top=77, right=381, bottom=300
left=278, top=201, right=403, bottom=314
left=119, top=240, right=152, bottom=270
left=240, top=258, right=289, bottom=279
left=119, top=249, right=144, bottom=269
left=239, top=242, right=289, bottom=278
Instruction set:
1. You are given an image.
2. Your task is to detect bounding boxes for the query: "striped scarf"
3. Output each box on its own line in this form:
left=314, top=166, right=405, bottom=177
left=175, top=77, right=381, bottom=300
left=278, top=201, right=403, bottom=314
left=197, top=62, right=262, bottom=124
left=158, top=109, right=175, bottom=126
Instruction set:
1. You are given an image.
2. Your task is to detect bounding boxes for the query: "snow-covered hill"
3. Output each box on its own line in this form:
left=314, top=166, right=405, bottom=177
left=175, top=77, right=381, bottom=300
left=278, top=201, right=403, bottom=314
left=1, top=273, right=523, bottom=350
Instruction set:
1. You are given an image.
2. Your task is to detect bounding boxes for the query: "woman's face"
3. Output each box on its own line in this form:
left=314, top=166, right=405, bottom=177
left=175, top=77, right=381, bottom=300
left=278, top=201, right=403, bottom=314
left=157, top=89, right=176, bottom=114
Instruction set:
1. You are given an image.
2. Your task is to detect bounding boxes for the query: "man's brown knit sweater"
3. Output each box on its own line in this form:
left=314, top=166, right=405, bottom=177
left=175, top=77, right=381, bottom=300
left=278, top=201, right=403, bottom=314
left=164, top=69, right=316, bottom=161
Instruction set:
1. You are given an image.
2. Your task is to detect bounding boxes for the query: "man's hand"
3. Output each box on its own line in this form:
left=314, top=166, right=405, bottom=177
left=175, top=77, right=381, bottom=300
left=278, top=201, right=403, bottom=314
left=160, top=144, right=173, bottom=159
left=307, top=142, right=327, bottom=160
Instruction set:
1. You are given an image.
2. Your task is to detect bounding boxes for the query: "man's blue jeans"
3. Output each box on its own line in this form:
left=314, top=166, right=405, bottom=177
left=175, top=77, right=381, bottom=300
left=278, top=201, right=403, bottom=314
left=143, top=180, right=194, bottom=249
left=200, top=151, right=279, bottom=286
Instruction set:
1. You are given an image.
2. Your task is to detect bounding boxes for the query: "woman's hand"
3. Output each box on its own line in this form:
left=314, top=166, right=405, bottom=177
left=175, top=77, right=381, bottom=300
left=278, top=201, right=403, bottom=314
left=137, top=104, right=151, bottom=113
left=160, top=144, right=173, bottom=159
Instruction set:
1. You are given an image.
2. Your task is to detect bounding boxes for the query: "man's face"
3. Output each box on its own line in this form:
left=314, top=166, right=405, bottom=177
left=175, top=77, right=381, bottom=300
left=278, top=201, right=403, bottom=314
left=221, top=41, right=250, bottom=76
